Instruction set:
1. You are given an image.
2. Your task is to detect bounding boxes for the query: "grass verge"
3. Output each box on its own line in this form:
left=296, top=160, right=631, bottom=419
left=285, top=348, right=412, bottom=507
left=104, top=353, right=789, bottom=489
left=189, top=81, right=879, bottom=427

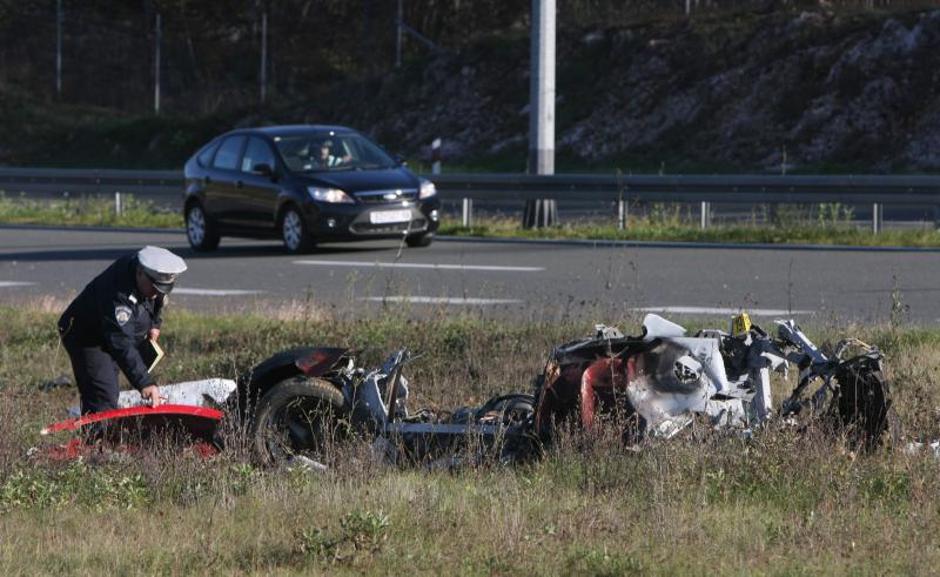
left=4, top=195, right=940, bottom=248
left=0, top=194, right=182, bottom=229
left=2, top=301, right=940, bottom=575
left=441, top=214, right=940, bottom=248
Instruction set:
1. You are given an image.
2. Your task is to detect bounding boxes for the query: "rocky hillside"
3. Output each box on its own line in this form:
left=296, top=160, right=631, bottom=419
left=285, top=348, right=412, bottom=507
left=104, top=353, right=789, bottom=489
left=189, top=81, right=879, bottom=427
left=354, top=7, right=940, bottom=173
left=2, top=5, right=939, bottom=173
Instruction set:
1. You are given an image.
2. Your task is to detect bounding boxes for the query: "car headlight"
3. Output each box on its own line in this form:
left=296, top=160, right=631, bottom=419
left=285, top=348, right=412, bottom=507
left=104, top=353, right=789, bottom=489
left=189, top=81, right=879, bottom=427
left=419, top=179, right=437, bottom=199
left=307, top=186, right=354, bottom=204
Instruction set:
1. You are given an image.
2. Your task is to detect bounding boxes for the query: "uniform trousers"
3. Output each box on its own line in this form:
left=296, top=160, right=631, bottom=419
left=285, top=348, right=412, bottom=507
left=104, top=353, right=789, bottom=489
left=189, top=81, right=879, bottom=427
left=64, top=342, right=121, bottom=415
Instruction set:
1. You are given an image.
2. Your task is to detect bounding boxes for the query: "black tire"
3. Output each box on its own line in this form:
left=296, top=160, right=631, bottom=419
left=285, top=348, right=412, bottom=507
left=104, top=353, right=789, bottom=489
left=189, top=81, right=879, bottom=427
left=832, top=353, right=894, bottom=451
left=185, top=202, right=221, bottom=252
left=280, top=206, right=316, bottom=254
left=477, top=393, right=535, bottom=427
left=405, top=232, right=433, bottom=248
left=250, top=377, right=347, bottom=467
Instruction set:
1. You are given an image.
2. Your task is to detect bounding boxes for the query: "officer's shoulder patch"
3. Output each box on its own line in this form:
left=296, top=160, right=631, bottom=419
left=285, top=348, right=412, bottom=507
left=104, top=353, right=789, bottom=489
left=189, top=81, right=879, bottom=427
left=115, top=305, right=133, bottom=326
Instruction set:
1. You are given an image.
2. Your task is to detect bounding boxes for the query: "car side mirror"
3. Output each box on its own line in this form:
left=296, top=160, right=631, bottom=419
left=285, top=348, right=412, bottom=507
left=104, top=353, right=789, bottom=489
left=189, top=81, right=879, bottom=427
left=393, top=154, right=407, bottom=167
left=253, top=163, right=277, bottom=180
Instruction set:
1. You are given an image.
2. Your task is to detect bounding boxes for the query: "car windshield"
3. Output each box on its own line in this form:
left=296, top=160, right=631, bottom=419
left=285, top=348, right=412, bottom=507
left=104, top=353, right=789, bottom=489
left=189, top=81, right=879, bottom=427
left=272, top=131, right=397, bottom=173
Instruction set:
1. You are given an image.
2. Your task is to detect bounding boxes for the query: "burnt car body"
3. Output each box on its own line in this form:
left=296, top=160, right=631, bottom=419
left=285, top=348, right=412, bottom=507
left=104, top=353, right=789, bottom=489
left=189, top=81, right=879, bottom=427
left=534, top=314, right=895, bottom=449
left=182, top=125, right=440, bottom=253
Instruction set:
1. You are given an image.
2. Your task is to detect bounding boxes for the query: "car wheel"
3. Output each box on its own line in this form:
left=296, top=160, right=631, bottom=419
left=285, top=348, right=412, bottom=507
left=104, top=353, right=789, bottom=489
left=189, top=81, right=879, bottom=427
left=186, top=203, right=220, bottom=252
left=405, top=232, right=433, bottom=248
left=250, top=377, right=348, bottom=468
left=281, top=207, right=315, bottom=254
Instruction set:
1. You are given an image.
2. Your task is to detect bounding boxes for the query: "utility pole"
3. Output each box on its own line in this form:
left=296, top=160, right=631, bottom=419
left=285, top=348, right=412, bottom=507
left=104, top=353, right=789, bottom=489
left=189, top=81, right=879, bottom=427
left=528, top=0, right=555, bottom=175
left=395, top=0, right=403, bottom=68
left=523, top=0, right=557, bottom=228
left=55, top=0, right=63, bottom=97
left=260, top=10, right=268, bottom=104
left=154, top=12, right=162, bottom=115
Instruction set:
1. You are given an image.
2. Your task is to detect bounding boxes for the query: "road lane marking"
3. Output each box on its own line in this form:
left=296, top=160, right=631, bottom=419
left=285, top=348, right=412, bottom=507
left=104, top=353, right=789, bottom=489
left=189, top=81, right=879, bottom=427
left=635, top=306, right=813, bottom=316
left=173, top=288, right=264, bottom=296
left=361, top=296, right=522, bottom=306
left=0, top=281, right=36, bottom=288
left=295, top=260, right=543, bottom=272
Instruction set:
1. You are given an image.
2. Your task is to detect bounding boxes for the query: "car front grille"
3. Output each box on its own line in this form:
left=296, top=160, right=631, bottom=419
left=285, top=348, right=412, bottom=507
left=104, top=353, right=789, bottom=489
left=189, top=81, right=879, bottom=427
left=354, top=188, right=419, bottom=204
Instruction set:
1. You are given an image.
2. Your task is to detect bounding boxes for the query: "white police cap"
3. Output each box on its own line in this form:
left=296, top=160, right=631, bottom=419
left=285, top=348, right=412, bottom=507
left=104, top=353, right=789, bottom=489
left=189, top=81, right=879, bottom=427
left=137, top=246, right=187, bottom=293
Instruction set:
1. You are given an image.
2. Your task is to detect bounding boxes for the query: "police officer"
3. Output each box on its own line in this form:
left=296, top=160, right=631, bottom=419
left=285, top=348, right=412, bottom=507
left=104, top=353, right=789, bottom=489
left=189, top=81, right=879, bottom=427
left=58, top=246, right=187, bottom=415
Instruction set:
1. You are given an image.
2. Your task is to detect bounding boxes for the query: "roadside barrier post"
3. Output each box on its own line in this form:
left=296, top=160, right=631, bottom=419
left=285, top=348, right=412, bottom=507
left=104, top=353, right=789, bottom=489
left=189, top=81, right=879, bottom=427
left=618, top=199, right=627, bottom=230
left=114, top=192, right=122, bottom=217
left=523, top=198, right=557, bottom=229
left=872, top=203, right=883, bottom=234
left=462, top=198, right=473, bottom=227
left=700, top=201, right=711, bottom=230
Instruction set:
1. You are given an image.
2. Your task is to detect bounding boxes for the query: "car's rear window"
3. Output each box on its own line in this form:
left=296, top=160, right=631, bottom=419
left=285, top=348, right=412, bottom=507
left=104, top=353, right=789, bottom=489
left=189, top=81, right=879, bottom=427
left=241, top=137, right=276, bottom=172
left=196, top=140, right=219, bottom=167
left=212, top=136, right=246, bottom=171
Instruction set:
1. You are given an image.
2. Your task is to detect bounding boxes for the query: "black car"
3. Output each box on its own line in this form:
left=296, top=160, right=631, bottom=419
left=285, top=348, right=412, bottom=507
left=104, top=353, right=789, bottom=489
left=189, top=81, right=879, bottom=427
left=182, top=125, right=440, bottom=253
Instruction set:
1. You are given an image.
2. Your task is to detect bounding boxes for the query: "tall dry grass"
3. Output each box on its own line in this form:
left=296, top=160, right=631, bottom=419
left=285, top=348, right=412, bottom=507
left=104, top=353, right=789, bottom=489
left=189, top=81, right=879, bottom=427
left=2, top=300, right=940, bottom=575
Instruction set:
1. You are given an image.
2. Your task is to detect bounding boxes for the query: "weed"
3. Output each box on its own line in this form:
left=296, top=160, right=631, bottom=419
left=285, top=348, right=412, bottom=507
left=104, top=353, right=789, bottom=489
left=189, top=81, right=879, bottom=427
left=816, top=203, right=855, bottom=228
left=298, top=510, right=390, bottom=564
left=0, top=462, right=150, bottom=512
left=890, top=275, right=911, bottom=329
left=565, top=547, right=645, bottom=577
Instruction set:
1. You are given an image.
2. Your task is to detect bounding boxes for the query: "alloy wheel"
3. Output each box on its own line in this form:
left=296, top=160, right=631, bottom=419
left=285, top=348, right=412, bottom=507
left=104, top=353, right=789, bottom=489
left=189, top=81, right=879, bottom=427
left=187, top=206, right=206, bottom=246
left=282, top=210, right=303, bottom=252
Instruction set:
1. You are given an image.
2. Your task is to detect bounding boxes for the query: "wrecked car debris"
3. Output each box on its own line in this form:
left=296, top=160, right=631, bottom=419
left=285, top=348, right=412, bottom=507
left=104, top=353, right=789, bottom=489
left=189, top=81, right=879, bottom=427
left=37, top=379, right=238, bottom=461
left=248, top=347, right=538, bottom=468
left=534, top=314, right=895, bottom=449
left=117, top=378, right=237, bottom=410
left=40, top=314, right=895, bottom=467
left=776, top=322, right=895, bottom=448
left=904, top=440, right=940, bottom=460
left=535, top=314, right=775, bottom=443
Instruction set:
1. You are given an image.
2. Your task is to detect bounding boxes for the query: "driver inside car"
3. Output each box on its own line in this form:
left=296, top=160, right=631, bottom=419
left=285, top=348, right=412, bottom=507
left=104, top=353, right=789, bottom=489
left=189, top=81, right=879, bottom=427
left=303, top=139, right=350, bottom=170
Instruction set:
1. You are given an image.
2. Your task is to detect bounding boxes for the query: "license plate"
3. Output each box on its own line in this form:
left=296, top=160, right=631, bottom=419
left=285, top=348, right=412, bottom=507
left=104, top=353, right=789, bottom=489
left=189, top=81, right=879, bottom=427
left=370, top=209, right=411, bottom=224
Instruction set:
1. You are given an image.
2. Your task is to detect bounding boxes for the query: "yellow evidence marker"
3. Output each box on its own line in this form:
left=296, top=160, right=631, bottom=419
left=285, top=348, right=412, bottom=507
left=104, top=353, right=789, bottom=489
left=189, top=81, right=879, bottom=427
left=731, top=312, right=752, bottom=336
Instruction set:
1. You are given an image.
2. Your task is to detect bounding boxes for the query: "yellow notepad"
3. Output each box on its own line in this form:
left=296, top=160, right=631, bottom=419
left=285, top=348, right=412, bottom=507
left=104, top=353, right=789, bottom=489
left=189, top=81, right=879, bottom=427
left=138, top=338, right=165, bottom=373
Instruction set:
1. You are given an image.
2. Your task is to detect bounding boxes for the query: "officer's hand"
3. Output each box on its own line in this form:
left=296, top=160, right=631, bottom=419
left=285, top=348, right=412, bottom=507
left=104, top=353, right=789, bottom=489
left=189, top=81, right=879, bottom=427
left=148, top=328, right=160, bottom=342
left=141, top=385, right=163, bottom=407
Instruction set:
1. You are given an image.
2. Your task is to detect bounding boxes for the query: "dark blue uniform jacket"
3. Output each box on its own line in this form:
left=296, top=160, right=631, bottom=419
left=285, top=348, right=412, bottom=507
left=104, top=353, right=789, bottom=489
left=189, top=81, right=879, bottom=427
left=58, top=254, right=163, bottom=391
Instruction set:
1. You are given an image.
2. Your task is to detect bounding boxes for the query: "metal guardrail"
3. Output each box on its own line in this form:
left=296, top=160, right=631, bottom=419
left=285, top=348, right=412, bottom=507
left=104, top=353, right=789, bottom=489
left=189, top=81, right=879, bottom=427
left=431, top=173, right=940, bottom=205
left=0, top=167, right=182, bottom=197
left=3, top=167, right=940, bottom=203
left=2, top=167, right=939, bottom=229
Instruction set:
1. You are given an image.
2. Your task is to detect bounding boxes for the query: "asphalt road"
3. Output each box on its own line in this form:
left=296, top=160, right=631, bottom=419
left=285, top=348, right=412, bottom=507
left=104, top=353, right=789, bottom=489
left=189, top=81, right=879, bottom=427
left=1, top=225, right=938, bottom=325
